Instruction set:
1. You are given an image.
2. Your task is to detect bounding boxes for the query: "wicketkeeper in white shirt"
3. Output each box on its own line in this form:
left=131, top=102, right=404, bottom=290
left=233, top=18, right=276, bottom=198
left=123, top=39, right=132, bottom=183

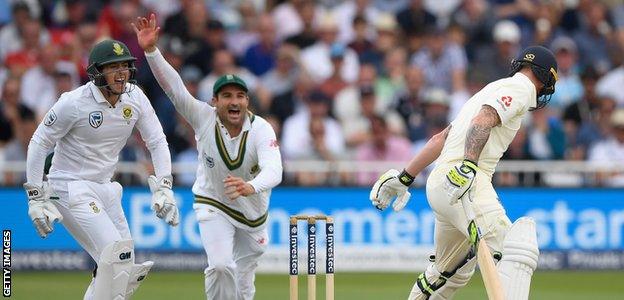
left=370, top=46, right=558, bottom=300
left=24, top=39, right=179, bottom=300
left=133, top=14, right=283, bottom=300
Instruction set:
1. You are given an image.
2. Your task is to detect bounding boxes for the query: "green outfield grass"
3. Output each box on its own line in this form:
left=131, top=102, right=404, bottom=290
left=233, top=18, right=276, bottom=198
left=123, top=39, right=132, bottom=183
left=10, top=270, right=624, bottom=299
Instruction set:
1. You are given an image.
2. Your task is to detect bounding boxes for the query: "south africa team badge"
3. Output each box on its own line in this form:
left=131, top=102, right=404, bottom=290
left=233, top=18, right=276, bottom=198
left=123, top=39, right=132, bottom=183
left=122, top=105, right=132, bottom=124
left=89, top=111, right=103, bottom=128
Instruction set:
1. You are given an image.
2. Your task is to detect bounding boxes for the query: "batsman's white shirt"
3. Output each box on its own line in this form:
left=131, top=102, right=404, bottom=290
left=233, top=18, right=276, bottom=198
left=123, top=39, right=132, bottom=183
left=27, top=82, right=171, bottom=185
left=438, top=73, right=537, bottom=176
left=146, top=48, right=283, bottom=231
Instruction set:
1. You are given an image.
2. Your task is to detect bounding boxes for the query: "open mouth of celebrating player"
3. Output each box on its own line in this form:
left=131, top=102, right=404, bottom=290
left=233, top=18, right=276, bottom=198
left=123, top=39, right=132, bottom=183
left=227, top=107, right=241, bottom=119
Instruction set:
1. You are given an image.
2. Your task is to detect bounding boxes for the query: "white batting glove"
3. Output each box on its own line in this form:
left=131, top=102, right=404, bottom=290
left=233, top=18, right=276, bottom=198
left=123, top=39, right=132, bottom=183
left=444, top=160, right=478, bottom=205
left=369, top=169, right=414, bottom=211
left=147, top=175, right=179, bottom=226
left=24, top=182, right=63, bottom=238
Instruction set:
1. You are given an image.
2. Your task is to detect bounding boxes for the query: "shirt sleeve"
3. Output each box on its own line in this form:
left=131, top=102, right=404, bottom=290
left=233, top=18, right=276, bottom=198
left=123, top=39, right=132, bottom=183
left=247, top=120, right=283, bottom=193
left=482, top=85, right=530, bottom=126
left=26, top=95, right=77, bottom=184
left=144, top=48, right=212, bottom=130
left=135, top=90, right=172, bottom=179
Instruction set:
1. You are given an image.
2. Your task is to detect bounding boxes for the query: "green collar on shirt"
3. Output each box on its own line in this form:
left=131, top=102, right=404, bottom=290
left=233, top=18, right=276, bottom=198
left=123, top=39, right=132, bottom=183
left=214, top=111, right=255, bottom=170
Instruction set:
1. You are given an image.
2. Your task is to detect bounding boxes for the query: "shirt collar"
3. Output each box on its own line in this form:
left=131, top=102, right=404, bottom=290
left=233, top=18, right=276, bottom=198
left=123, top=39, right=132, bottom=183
left=88, top=81, right=108, bottom=103
left=513, top=72, right=538, bottom=107
left=216, top=111, right=253, bottom=135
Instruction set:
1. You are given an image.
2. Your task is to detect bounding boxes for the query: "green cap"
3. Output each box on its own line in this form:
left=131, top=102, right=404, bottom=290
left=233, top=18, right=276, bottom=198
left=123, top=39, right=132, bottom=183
left=213, top=74, right=248, bottom=95
left=88, top=39, right=136, bottom=71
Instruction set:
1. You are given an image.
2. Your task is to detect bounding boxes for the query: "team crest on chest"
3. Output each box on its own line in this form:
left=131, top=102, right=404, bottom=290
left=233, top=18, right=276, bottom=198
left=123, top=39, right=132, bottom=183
left=204, top=152, right=215, bottom=168
left=44, top=110, right=57, bottom=126
left=89, top=111, right=103, bottom=128
left=122, top=105, right=133, bottom=120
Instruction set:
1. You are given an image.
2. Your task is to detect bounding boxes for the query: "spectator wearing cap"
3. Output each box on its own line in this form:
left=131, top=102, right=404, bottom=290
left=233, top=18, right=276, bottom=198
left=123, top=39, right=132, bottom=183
left=549, top=36, right=584, bottom=112
left=20, top=44, right=78, bottom=121
left=407, top=87, right=452, bottom=146
left=472, top=20, right=520, bottom=84
left=588, top=109, right=624, bottom=187
left=243, top=14, right=278, bottom=76
left=359, top=13, right=400, bottom=73
left=0, top=2, right=50, bottom=61
left=283, top=1, right=319, bottom=49
left=281, top=90, right=345, bottom=161
left=300, top=13, right=360, bottom=84
left=411, top=25, right=467, bottom=93
left=318, top=43, right=350, bottom=99
left=355, top=115, right=412, bottom=185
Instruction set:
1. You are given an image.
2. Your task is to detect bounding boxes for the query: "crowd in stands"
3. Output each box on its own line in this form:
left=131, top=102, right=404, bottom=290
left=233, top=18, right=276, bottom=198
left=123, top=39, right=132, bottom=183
left=1, top=0, right=624, bottom=187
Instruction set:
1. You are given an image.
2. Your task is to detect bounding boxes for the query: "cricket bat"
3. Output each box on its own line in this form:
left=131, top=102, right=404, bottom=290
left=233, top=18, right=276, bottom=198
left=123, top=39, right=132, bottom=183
left=460, top=196, right=505, bottom=300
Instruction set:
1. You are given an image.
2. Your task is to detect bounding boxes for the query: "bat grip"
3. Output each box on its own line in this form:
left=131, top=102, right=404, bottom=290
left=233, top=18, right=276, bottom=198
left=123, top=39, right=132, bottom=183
left=460, top=194, right=476, bottom=221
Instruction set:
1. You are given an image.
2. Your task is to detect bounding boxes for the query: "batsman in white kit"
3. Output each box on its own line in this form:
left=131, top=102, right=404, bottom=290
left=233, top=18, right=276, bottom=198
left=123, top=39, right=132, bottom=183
left=370, top=46, right=558, bottom=299
left=133, top=14, right=283, bottom=299
left=23, top=39, right=180, bottom=299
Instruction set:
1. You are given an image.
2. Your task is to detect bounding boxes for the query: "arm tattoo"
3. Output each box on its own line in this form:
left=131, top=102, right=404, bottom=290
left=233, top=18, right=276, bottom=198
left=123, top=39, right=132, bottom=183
left=464, top=105, right=501, bottom=162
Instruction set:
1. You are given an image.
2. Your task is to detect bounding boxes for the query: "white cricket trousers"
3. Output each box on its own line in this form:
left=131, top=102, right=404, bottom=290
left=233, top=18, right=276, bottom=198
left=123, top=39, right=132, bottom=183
left=49, top=180, right=131, bottom=262
left=408, top=162, right=512, bottom=299
left=195, top=208, right=268, bottom=300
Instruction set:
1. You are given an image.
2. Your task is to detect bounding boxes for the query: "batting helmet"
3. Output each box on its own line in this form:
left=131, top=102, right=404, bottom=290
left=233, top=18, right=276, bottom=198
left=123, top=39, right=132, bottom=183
left=87, top=39, right=137, bottom=91
left=510, top=45, right=558, bottom=110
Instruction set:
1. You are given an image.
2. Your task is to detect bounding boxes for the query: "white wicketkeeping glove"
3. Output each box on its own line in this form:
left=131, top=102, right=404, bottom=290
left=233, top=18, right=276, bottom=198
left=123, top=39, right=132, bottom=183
left=23, top=182, right=63, bottom=238
left=147, top=175, right=179, bottom=226
left=444, top=160, right=478, bottom=205
left=369, top=169, right=414, bottom=211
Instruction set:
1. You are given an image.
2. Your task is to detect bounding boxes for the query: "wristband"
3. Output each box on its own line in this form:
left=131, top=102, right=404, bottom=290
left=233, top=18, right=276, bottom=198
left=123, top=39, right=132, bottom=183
left=398, top=169, right=415, bottom=187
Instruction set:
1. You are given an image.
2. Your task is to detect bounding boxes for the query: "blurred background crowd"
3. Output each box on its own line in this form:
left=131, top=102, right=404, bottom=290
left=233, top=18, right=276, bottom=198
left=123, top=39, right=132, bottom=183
left=1, top=0, right=624, bottom=187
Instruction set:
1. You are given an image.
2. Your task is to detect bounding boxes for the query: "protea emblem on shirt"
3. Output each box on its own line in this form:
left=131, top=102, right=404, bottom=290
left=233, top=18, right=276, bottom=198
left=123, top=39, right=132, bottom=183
left=113, top=43, right=124, bottom=55
left=89, top=111, right=103, bottom=128
left=204, top=152, right=215, bottom=168
left=122, top=106, right=132, bottom=119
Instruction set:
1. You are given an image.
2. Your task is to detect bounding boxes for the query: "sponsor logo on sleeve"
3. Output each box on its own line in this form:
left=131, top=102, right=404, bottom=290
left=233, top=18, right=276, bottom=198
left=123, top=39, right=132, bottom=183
left=89, top=111, right=103, bottom=128
left=44, top=110, right=57, bottom=126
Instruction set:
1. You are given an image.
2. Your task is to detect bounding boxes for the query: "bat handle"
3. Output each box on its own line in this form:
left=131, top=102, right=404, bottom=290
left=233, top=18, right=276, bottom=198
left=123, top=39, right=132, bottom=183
left=460, top=194, right=476, bottom=222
